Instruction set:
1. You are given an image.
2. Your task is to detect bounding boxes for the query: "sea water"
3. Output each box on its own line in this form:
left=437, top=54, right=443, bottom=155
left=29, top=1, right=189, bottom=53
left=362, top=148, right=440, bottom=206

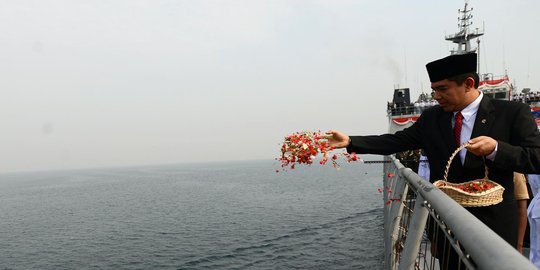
left=0, top=160, right=384, bottom=269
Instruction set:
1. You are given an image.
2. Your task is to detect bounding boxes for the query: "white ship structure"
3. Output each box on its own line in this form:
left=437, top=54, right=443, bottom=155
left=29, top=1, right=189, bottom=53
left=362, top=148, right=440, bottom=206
left=387, top=0, right=540, bottom=134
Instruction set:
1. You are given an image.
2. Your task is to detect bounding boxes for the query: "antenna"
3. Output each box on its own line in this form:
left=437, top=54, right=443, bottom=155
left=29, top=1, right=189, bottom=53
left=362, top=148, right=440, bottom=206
left=477, top=38, right=481, bottom=75
left=403, top=48, right=408, bottom=86
left=482, top=21, right=487, bottom=74
left=527, top=47, right=531, bottom=86
left=502, top=44, right=506, bottom=75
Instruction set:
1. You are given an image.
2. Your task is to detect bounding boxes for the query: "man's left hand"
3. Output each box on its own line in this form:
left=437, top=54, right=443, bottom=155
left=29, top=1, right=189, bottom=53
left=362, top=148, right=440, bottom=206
left=466, top=136, right=497, bottom=157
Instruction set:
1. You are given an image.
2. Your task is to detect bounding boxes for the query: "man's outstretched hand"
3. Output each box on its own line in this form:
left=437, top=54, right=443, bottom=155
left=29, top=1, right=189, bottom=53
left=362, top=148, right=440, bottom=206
left=327, top=130, right=350, bottom=149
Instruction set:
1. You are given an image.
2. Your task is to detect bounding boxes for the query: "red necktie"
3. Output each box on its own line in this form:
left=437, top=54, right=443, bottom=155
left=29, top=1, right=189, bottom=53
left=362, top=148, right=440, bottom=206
left=454, top=111, right=463, bottom=146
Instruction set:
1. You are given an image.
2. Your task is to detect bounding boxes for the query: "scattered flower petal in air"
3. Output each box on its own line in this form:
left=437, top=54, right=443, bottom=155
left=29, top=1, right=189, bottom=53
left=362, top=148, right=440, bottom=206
left=379, top=184, right=402, bottom=204
left=276, top=130, right=361, bottom=172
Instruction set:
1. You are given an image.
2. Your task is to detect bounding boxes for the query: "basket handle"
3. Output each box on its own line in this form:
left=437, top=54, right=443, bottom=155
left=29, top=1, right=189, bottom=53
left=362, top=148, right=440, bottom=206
left=443, top=143, right=490, bottom=181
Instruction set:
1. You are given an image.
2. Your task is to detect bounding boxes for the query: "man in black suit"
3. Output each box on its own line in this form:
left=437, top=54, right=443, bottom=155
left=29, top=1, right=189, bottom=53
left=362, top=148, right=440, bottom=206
left=328, top=53, right=540, bottom=269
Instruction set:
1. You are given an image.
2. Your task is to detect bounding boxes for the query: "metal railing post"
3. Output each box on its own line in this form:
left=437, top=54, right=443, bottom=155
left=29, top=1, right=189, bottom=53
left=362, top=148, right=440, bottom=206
left=389, top=180, right=408, bottom=267
left=384, top=156, right=407, bottom=269
left=397, top=193, right=429, bottom=270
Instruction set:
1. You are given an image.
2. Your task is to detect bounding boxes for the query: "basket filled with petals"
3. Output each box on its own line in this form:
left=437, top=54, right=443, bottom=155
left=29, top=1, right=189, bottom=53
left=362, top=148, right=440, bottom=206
left=433, top=143, right=504, bottom=207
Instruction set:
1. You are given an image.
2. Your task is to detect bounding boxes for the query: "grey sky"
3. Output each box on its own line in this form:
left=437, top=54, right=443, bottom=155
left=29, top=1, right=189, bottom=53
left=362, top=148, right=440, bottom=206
left=1, top=0, right=539, bottom=172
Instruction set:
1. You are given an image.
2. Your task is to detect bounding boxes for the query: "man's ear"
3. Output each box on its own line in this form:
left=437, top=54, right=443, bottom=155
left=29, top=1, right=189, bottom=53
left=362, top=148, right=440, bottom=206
left=464, top=77, right=475, bottom=91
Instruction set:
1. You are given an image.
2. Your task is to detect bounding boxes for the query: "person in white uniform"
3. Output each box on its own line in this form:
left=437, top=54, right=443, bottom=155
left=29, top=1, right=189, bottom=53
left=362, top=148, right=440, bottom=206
left=418, top=154, right=430, bottom=181
left=528, top=174, right=540, bottom=267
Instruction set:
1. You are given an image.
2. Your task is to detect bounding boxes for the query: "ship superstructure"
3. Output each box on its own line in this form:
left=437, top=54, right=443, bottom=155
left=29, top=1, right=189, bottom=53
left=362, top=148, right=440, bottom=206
left=387, top=0, right=539, bottom=132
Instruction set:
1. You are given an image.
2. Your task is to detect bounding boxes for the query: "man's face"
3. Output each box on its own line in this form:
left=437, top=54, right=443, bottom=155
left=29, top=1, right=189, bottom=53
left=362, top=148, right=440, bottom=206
left=431, top=79, right=468, bottom=112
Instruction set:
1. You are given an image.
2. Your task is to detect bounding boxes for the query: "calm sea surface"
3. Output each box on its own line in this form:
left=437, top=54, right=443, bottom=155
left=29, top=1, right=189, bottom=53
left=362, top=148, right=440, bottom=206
left=0, top=160, right=384, bottom=269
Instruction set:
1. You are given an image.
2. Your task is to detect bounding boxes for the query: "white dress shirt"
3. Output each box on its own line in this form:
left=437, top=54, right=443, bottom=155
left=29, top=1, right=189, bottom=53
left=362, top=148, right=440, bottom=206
left=452, top=92, right=483, bottom=164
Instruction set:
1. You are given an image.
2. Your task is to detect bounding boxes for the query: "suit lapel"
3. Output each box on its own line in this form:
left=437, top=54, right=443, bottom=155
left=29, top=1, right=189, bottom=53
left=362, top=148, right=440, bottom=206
left=439, top=110, right=464, bottom=181
left=439, top=111, right=455, bottom=151
left=470, top=95, right=495, bottom=137
left=465, top=96, right=495, bottom=167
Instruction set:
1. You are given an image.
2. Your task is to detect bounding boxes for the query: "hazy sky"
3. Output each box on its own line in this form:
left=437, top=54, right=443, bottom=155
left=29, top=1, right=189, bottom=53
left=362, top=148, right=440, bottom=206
left=1, top=0, right=539, bottom=172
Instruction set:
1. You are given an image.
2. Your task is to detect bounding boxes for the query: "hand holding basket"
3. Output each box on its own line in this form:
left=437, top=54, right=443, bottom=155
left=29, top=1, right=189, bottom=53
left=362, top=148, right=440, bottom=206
left=433, top=143, right=505, bottom=207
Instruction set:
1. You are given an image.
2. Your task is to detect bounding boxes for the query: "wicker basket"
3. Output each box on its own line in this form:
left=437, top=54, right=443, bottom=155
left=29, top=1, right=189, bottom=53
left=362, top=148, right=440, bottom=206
left=433, top=143, right=505, bottom=207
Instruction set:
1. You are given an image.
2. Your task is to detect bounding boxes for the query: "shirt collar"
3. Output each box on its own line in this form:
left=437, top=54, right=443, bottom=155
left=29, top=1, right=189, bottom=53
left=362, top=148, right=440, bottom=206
left=455, top=91, right=483, bottom=121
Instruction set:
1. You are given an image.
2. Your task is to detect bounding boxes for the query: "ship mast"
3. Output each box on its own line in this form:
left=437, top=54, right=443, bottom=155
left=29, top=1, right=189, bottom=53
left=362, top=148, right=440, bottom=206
left=445, top=0, right=484, bottom=55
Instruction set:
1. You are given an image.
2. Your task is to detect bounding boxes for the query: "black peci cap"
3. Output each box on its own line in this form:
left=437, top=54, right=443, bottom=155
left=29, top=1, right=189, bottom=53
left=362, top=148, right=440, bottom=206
left=426, top=53, right=477, bottom=82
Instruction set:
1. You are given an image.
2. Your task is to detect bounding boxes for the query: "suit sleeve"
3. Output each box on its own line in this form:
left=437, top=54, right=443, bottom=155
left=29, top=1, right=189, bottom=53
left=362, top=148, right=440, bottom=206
left=346, top=114, right=424, bottom=155
left=493, top=103, right=540, bottom=173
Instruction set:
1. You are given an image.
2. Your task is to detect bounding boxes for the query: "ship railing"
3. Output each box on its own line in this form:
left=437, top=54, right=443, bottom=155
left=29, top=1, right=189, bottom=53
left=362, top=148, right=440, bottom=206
left=388, top=106, right=415, bottom=116
left=382, top=155, right=536, bottom=270
left=526, top=97, right=540, bottom=104
left=388, top=106, right=427, bottom=117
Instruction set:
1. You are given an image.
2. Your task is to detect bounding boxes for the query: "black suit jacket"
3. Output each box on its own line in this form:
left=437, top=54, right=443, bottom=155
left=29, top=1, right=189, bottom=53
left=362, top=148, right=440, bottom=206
left=347, top=95, right=540, bottom=245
